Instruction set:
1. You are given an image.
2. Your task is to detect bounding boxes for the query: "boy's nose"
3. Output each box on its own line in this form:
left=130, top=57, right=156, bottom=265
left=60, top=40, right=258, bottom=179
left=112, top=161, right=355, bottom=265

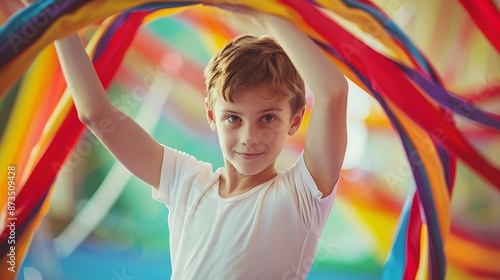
left=241, top=124, right=260, bottom=146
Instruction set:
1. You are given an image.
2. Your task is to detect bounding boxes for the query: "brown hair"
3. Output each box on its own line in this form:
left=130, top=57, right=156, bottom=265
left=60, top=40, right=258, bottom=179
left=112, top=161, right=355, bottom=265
left=204, top=35, right=306, bottom=115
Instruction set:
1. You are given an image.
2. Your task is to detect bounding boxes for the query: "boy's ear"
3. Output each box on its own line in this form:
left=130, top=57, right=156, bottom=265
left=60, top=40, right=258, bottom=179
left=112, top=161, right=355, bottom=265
left=205, top=97, right=217, bottom=131
left=288, top=108, right=305, bottom=136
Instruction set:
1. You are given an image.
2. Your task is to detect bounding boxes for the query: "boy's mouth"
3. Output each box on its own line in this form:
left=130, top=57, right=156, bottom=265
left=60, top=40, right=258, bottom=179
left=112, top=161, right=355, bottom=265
left=236, top=152, right=264, bottom=160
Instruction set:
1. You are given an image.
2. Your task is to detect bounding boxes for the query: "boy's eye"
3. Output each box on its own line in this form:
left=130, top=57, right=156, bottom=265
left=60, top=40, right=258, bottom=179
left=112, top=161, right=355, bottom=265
left=262, top=115, right=276, bottom=123
left=226, top=116, right=241, bottom=123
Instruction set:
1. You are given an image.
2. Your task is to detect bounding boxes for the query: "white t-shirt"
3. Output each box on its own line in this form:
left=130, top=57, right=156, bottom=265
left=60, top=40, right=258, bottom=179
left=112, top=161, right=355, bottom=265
left=153, top=146, right=337, bottom=280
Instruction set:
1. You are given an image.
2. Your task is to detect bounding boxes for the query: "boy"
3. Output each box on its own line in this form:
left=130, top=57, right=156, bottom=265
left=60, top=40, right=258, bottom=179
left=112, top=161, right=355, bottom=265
left=54, top=6, right=348, bottom=280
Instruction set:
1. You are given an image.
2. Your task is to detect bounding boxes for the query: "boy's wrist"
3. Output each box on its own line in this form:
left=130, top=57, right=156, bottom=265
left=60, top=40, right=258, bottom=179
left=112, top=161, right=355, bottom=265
left=258, top=13, right=293, bottom=31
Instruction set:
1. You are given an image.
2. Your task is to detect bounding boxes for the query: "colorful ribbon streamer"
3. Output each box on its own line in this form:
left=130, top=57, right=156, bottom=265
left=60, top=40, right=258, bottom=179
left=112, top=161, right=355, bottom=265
left=1, top=1, right=498, bottom=279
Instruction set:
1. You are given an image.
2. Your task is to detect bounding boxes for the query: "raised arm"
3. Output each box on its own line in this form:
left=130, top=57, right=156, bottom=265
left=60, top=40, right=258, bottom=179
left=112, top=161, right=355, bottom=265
left=260, top=14, right=348, bottom=198
left=55, top=35, right=163, bottom=189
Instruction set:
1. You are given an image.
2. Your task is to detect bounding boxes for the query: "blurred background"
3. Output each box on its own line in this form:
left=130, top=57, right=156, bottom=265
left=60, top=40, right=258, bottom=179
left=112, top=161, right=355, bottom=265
left=1, top=0, right=499, bottom=279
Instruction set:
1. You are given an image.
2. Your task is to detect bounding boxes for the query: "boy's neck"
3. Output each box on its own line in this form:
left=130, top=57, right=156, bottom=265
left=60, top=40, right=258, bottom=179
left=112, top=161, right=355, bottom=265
left=219, top=165, right=277, bottom=198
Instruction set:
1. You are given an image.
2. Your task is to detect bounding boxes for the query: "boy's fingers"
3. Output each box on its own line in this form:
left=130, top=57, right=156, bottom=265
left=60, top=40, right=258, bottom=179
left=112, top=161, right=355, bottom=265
left=20, top=0, right=35, bottom=6
left=203, top=2, right=254, bottom=15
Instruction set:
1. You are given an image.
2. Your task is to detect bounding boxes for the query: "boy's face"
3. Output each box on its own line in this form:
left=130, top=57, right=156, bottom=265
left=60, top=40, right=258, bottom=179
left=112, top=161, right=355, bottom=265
left=206, top=85, right=304, bottom=176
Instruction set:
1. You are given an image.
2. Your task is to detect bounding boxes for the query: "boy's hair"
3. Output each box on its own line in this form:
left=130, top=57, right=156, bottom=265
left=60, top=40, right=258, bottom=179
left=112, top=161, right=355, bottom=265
left=204, top=35, right=306, bottom=115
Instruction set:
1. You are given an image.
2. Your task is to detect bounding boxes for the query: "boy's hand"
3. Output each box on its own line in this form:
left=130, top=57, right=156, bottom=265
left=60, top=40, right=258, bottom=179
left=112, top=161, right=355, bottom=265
left=203, top=1, right=252, bottom=13
left=0, top=0, right=25, bottom=22
left=203, top=1, right=282, bottom=31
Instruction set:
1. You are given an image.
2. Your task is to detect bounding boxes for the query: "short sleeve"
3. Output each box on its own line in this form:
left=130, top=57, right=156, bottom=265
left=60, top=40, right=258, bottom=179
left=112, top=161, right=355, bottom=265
left=152, top=145, right=213, bottom=208
left=297, top=151, right=338, bottom=203
left=281, top=151, right=338, bottom=232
